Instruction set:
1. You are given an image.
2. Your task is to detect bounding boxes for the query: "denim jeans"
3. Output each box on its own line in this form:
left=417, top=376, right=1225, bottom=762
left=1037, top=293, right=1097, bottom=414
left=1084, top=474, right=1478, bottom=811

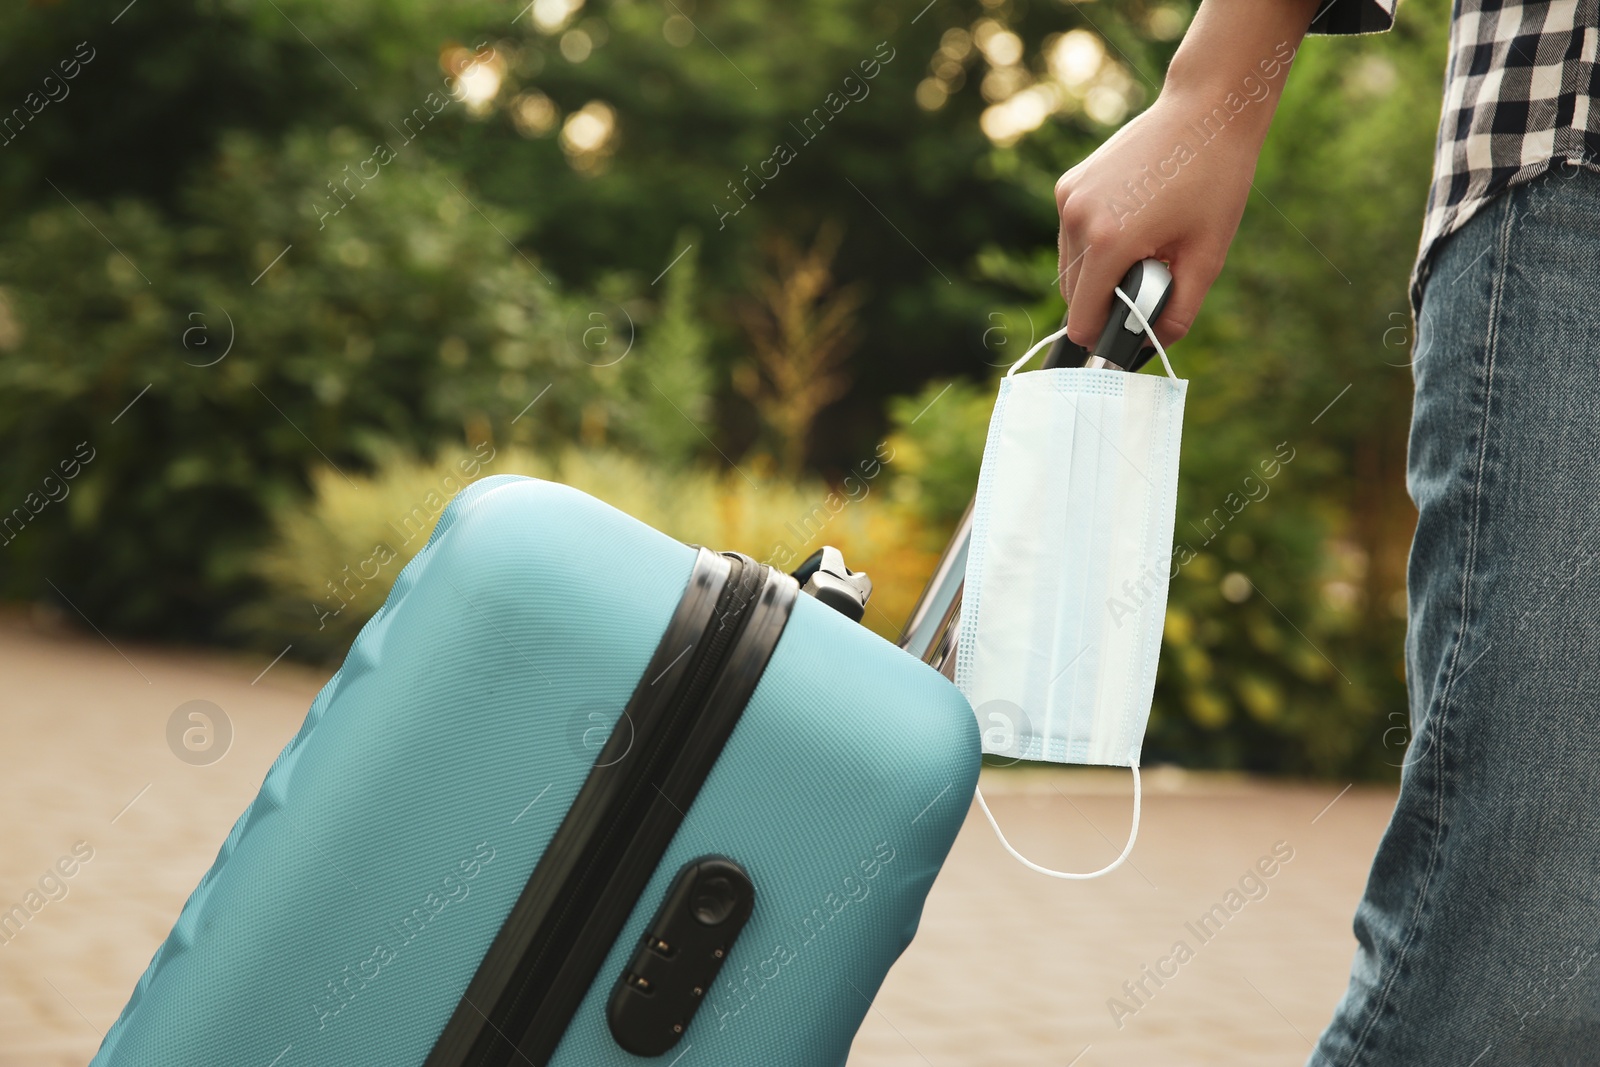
left=1311, top=165, right=1600, bottom=1064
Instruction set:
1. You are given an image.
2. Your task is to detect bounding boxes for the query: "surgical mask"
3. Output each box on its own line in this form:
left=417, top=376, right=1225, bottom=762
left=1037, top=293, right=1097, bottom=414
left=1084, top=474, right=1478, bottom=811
left=956, top=289, right=1186, bottom=879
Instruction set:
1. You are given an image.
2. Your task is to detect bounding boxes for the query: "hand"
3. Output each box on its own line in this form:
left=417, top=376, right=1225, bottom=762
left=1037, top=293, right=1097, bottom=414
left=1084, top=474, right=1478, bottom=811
left=1055, top=92, right=1255, bottom=347
left=1054, top=0, right=1320, bottom=348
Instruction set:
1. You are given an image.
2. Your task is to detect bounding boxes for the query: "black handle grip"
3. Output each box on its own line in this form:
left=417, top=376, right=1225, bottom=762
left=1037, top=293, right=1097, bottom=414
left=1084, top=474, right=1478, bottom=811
left=1096, top=259, right=1172, bottom=370
left=1041, top=318, right=1090, bottom=369
left=1039, top=258, right=1172, bottom=371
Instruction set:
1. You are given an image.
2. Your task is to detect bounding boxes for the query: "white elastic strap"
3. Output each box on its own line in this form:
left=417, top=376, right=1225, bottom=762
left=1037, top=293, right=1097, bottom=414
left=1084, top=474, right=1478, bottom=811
left=1006, top=322, right=1072, bottom=377
left=975, top=766, right=1140, bottom=880
left=1113, top=285, right=1178, bottom=381
left=1005, top=286, right=1177, bottom=380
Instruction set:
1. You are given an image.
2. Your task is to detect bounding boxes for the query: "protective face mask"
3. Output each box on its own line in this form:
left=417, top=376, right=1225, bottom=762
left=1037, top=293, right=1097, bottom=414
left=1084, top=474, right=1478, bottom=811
left=956, top=289, right=1186, bottom=878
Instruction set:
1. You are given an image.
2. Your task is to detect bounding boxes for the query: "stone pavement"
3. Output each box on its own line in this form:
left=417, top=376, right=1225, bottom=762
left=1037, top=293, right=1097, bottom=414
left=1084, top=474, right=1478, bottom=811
left=0, top=610, right=1394, bottom=1066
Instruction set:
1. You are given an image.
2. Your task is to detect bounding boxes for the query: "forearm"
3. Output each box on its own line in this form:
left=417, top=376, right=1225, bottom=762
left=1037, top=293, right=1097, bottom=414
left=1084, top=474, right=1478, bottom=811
left=1163, top=0, right=1322, bottom=145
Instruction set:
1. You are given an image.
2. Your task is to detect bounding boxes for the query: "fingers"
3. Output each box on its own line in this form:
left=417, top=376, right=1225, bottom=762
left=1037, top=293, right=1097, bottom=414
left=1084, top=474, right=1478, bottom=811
left=1057, top=183, right=1132, bottom=348
left=1149, top=249, right=1222, bottom=346
left=1056, top=174, right=1228, bottom=351
left=1062, top=245, right=1221, bottom=350
left=1064, top=245, right=1128, bottom=350
left=1058, top=233, right=1091, bottom=310
left=1055, top=171, right=1098, bottom=304
left=1055, top=175, right=1085, bottom=305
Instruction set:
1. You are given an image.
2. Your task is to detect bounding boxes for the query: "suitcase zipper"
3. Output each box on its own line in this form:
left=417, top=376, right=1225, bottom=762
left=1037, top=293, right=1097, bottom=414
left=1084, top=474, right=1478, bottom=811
left=425, top=549, right=796, bottom=1067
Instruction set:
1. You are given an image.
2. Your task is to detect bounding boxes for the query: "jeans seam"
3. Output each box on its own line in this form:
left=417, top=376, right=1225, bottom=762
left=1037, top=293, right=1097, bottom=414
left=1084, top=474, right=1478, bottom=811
left=1338, top=187, right=1515, bottom=1066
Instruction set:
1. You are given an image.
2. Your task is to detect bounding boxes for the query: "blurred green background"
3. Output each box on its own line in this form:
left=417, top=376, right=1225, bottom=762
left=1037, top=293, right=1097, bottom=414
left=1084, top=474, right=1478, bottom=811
left=0, top=0, right=1444, bottom=778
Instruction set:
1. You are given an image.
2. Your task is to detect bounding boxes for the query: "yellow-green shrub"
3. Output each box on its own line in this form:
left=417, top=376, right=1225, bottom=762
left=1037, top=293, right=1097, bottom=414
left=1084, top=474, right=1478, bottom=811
left=239, top=446, right=936, bottom=662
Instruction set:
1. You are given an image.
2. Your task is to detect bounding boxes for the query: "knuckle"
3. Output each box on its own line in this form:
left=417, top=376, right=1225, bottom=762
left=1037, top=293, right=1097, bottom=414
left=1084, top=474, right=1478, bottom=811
left=1083, top=228, right=1117, bottom=254
left=1078, top=213, right=1122, bottom=251
left=1059, top=197, right=1095, bottom=233
left=1062, top=203, right=1088, bottom=238
left=1054, top=172, right=1074, bottom=208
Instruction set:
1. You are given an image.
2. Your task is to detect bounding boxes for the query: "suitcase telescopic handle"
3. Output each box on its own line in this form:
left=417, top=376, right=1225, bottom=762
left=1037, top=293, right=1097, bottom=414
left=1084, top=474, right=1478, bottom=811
left=898, top=257, right=1174, bottom=675
left=1042, top=258, right=1173, bottom=372
left=790, top=545, right=873, bottom=622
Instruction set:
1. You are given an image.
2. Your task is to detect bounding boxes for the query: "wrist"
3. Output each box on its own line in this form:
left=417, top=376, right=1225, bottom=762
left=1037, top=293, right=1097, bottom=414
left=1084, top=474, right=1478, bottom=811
left=1160, top=0, right=1317, bottom=132
left=1159, top=50, right=1294, bottom=144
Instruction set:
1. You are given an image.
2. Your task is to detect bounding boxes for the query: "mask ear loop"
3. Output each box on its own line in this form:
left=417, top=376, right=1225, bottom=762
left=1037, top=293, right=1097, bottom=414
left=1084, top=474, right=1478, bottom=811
left=1005, top=323, right=1071, bottom=377
left=1113, top=285, right=1178, bottom=381
left=974, top=769, right=1140, bottom=879
left=978, top=283, right=1168, bottom=880
left=1004, top=285, right=1177, bottom=379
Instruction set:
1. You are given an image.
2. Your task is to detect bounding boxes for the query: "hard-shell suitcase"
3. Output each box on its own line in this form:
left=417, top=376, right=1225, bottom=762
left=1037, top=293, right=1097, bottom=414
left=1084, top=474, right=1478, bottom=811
left=90, top=474, right=980, bottom=1066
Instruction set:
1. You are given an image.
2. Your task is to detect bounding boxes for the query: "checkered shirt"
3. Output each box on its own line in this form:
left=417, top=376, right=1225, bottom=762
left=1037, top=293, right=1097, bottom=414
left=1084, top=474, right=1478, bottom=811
left=1313, top=0, right=1600, bottom=302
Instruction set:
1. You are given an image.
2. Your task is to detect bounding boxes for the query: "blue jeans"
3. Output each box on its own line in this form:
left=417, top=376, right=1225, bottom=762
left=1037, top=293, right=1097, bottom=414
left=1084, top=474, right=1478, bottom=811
left=1311, top=166, right=1600, bottom=1064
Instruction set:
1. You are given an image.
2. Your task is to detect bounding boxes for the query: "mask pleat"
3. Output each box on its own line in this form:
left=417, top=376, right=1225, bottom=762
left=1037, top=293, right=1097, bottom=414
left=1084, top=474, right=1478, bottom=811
left=960, top=369, right=1186, bottom=772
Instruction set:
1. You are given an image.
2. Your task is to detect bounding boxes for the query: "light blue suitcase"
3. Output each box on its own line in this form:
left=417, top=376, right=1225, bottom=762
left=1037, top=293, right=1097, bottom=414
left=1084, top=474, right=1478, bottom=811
left=90, top=475, right=980, bottom=1066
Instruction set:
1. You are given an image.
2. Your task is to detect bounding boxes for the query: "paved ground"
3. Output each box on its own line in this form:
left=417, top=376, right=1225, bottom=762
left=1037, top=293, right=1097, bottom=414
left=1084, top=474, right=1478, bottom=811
left=0, top=610, right=1395, bottom=1066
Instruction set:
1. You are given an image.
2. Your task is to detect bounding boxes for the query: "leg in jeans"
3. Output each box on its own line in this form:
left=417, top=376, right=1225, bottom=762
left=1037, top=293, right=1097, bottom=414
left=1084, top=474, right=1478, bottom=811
left=1312, top=165, right=1600, bottom=1065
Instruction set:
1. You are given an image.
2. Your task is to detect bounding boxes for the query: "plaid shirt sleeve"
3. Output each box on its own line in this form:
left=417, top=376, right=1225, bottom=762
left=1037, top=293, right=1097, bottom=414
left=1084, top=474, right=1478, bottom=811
left=1308, top=0, right=1398, bottom=35
left=1289, top=0, right=1599, bottom=311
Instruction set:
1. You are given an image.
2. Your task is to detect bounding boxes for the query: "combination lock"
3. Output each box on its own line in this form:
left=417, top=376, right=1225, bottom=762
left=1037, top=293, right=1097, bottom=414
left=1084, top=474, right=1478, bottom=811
left=606, top=856, right=755, bottom=1056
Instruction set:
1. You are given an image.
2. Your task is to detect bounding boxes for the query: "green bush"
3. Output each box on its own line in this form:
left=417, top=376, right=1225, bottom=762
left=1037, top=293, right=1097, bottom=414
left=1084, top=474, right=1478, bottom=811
left=0, top=127, right=720, bottom=637
left=883, top=376, right=996, bottom=533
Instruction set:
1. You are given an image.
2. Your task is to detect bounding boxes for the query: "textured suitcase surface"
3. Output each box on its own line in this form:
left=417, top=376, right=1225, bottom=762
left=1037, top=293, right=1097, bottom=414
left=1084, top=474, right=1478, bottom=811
left=90, top=475, right=981, bottom=1066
